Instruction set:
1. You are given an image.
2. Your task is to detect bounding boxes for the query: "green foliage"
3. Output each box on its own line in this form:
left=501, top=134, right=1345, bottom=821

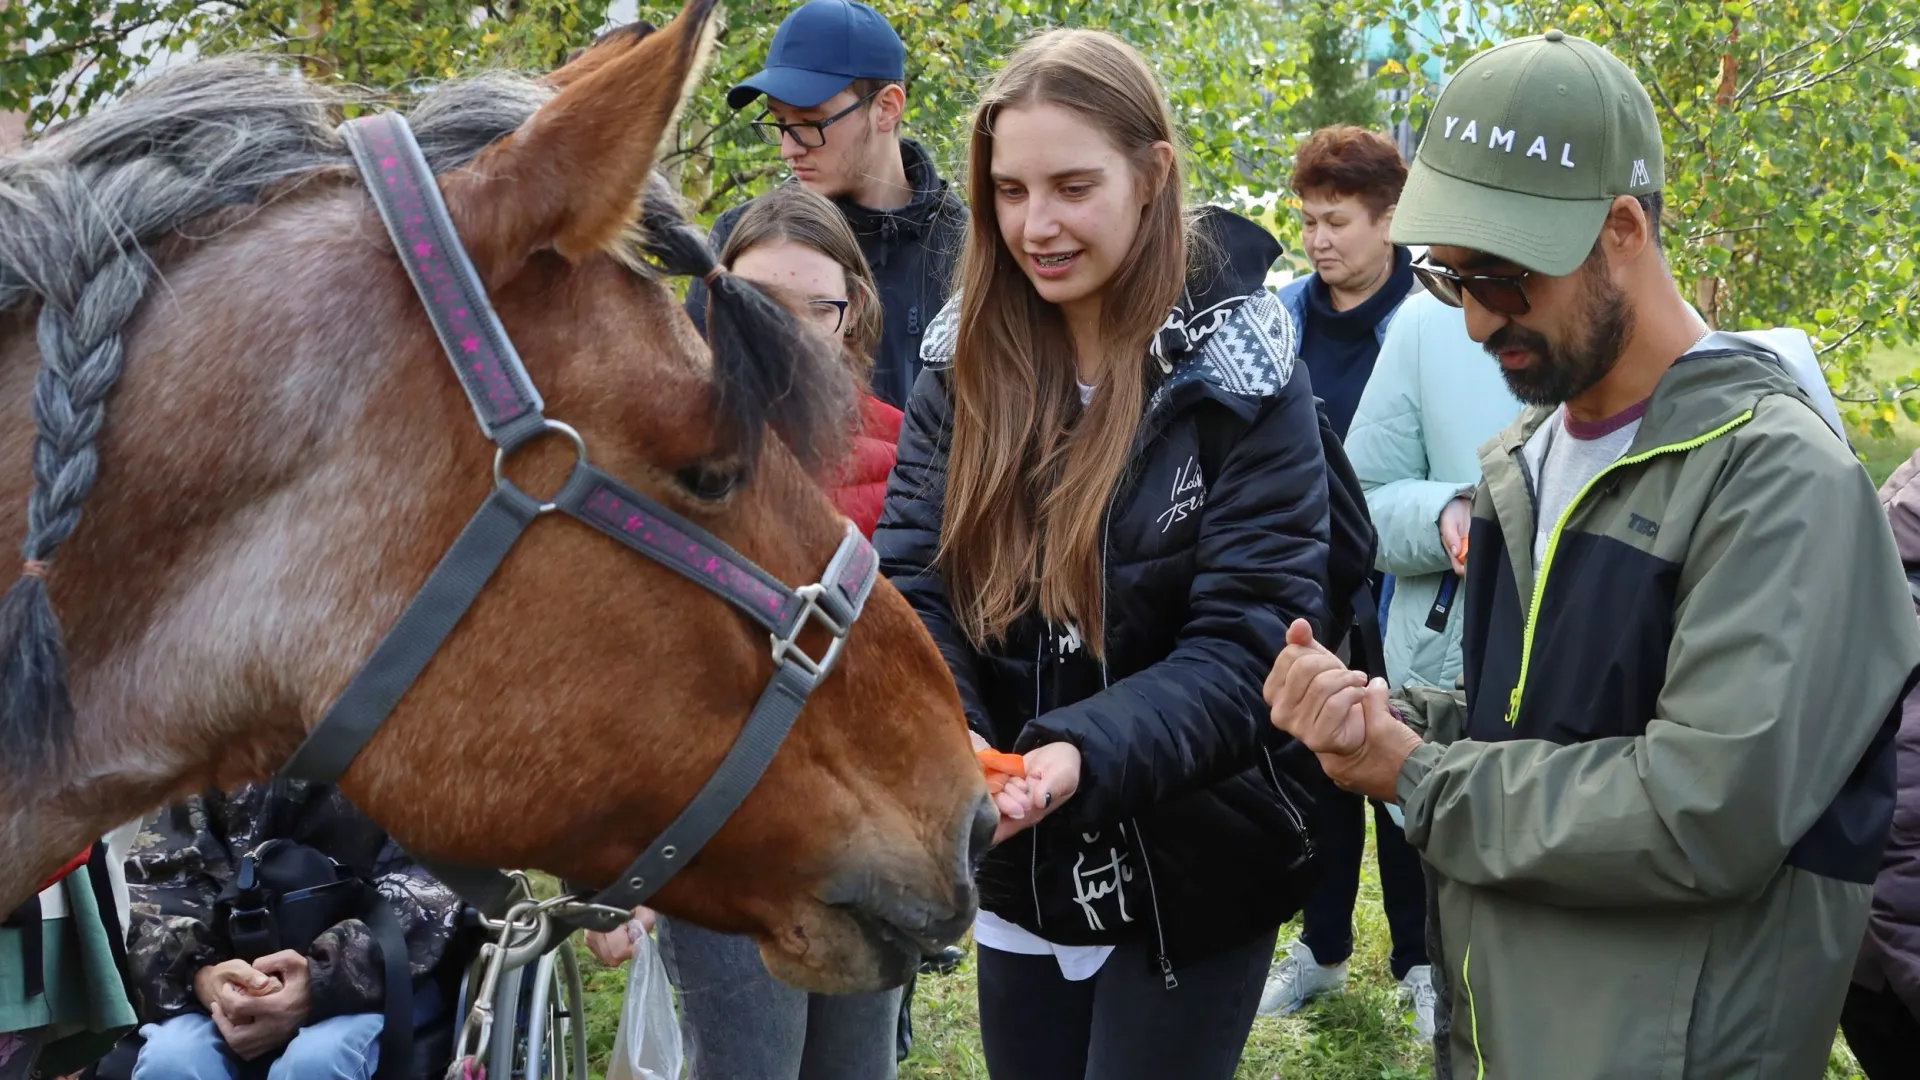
left=1294, top=1, right=1386, bottom=134
left=1374, top=0, right=1920, bottom=438
left=628, top=1, right=1305, bottom=216
left=0, top=1, right=615, bottom=122
left=4, top=0, right=1917, bottom=432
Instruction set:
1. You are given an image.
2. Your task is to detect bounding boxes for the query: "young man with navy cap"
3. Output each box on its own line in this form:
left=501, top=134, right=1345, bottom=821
left=687, top=0, right=966, bottom=413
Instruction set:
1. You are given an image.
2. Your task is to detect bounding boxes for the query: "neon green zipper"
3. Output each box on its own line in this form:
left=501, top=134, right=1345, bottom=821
left=1503, top=410, right=1755, bottom=725
left=1464, top=943, right=1484, bottom=1077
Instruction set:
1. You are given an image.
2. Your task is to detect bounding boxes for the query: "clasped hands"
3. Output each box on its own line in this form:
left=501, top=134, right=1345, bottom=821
left=1264, top=619, right=1422, bottom=802
left=192, top=951, right=312, bottom=1060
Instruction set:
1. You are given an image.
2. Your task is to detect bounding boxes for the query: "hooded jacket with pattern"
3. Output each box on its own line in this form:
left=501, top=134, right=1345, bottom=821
left=876, top=209, right=1332, bottom=977
left=1389, top=330, right=1920, bottom=1079
left=686, top=138, right=968, bottom=411
left=123, top=784, right=461, bottom=1029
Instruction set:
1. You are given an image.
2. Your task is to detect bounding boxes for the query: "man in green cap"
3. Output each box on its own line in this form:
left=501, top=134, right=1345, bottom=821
left=1264, top=30, right=1919, bottom=1079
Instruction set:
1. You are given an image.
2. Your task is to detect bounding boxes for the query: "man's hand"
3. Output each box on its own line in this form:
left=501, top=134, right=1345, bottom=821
left=583, top=907, right=656, bottom=967
left=1439, top=495, right=1472, bottom=576
left=1314, top=678, right=1424, bottom=802
left=1266, top=619, right=1423, bottom=801
left=991, top=742, right=1082, bottom=845
left=192, top=959, right=278, bottom=1016
left=217, top=950, right=311, bottom=1060
left=1265, top=619, right=1368, bottom=754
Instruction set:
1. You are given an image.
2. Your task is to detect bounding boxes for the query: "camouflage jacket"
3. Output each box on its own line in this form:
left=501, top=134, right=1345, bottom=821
left=123, top=783, right=462, bottom=1024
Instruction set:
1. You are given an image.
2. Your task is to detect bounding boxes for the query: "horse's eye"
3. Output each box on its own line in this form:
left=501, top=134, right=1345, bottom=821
left=674, top=462, right=741, bottom=502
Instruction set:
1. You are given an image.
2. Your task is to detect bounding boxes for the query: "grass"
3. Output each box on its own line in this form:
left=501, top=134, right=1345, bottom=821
left=561, top=342, right=1920, bottom=1078
left=1851, top=342, right=1920, bottom=484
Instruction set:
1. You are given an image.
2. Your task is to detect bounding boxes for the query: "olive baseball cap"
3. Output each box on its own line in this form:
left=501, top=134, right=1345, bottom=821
left=1391, top=29, right=1664, bottom=276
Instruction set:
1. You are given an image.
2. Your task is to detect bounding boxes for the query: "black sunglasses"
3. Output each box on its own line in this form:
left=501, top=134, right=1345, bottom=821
left=1412, top=257, right=1535, bottom=316
left=751, top=89, right=880, bottom=149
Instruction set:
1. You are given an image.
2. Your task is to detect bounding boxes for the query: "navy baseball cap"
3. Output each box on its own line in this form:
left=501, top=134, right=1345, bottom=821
left=726, top=0, right=906, bottom=111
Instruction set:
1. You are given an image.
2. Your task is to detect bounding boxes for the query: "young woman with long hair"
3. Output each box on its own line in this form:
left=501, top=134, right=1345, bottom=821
left=876, top=28, right=1333, bottom=1079
left=581, top=185, right=906, bottom=1080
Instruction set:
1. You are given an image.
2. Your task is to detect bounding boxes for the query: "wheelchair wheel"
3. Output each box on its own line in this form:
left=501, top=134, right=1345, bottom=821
left=474, top=939, right=590, bottom=1080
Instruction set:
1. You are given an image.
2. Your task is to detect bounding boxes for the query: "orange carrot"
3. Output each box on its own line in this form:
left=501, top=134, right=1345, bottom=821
left=977, top=749, right=1026, bottom=777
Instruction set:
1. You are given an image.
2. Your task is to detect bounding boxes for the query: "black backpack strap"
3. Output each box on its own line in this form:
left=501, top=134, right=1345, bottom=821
left=362, top=886, right=415, bottom=1080
left=1347, top=574, right=1387, bottom=680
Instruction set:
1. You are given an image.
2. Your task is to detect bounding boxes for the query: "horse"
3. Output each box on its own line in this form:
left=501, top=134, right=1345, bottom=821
left=0, top=0, right=988, bottom=994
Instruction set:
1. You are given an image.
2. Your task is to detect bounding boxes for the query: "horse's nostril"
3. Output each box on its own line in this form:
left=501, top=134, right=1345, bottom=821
left=966, top=792, right=997, bottom=878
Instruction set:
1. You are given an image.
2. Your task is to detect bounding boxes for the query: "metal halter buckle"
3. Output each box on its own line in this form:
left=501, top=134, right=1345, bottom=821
left=770, top=581, right=851, bottom=683
left=491, top=419, right=588, bottom=514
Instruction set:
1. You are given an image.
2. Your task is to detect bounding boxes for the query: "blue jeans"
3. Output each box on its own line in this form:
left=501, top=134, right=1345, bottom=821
left=132, top=1012, right=382, bottom=1080
left=657, top=915, right=900, bottom=1080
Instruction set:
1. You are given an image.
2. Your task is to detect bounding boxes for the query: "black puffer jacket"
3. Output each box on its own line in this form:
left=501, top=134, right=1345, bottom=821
left=687, top=138, right=968, bottom=410
left=875, top=209, right=1331, bottom=977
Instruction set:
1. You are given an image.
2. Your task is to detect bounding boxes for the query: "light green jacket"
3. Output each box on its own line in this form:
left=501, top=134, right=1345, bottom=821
left=1394, top=337, right=1917, bottom=1079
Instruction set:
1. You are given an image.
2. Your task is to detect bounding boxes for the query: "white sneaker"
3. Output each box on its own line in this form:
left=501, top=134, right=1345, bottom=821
left=1399, top=964, right=1437, bottom=1042
left=1257, top=940, right=1349, bottom=1017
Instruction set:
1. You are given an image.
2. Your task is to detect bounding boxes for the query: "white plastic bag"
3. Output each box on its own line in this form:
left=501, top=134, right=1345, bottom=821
left=605, top=921, right=683, bottom=1080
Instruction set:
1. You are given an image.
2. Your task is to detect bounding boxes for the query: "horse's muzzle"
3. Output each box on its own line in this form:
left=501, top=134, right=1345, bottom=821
left=824, top=791, right=994, bottom=962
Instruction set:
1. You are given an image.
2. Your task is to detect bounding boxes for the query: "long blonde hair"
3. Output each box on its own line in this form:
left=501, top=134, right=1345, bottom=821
left=940, top=29, right=1189, bottom=658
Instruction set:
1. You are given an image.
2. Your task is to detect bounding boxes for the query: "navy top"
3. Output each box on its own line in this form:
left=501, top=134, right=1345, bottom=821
left=1298, top=245, right=1414, bottom=439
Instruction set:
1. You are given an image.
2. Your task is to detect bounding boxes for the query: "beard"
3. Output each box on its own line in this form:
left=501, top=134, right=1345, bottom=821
left=1488, top=259, right=1636, bottom=407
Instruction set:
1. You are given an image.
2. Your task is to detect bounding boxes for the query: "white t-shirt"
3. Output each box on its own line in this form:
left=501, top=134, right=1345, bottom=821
left=979, top=377, right=1107, bottom=979
left=973, top=910, right=1115, bottom=981
left=1521, top=402, right=1644, bottom=568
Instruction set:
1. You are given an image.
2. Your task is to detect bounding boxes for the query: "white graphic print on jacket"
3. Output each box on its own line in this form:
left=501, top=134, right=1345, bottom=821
left=1072, top=826, right=1135, bottom=931
left=1158, top=455, right=1206, bottom=533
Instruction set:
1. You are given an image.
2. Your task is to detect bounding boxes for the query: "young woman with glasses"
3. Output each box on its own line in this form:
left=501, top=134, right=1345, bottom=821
left=719, top=184, right=902, bottom=536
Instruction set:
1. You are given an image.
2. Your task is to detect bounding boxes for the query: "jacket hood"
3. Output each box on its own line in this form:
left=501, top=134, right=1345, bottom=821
left=1700, top=327, right=1845, bottom=439
left=919, top=207, right=1295, bottom=410
left=835, top=138, right=960, bottom=241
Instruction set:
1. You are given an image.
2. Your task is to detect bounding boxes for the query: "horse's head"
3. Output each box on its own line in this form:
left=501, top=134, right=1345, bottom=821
left=0, top=0, right=987, bottom=992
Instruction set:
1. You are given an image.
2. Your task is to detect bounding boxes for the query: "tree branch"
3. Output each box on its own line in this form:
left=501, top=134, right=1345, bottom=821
left=1591, top=0, right=1708, bottom=156
left=697, top=163, right=784, bottom=215
left=1818, top=318, right=1875, bottom=357
left=1684, top=220, right=1777, bottom=242
left=1752, top=17, right=1920, bottom=106
left=1735, top=37, right=1819, bottom=102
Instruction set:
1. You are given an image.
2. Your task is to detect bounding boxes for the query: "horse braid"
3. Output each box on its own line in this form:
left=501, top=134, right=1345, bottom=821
left=0, top=187, right=149, bottom=769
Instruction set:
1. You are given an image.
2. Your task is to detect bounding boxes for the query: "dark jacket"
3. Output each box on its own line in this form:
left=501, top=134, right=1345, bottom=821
left=1275, top=245, right=1418, bottom=439
left=124, top=784, right=461, bottom=1027
left=687, top=138, right=968, bottom=411
left=876, top=209, right=1332, bottom=977
left=1860, top=448, right=1920, bottom=1020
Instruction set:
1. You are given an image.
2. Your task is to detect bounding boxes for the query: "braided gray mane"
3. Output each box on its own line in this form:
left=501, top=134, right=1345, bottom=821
left=0, top=59, right=552, bottom=769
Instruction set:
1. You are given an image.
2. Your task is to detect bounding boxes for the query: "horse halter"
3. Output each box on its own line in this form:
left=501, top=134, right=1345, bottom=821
left=276, top=112, right=880, bottom=932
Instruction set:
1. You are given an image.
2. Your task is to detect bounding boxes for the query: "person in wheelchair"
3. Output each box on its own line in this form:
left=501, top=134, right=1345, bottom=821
left=119, top=782, right=464, bottom=1080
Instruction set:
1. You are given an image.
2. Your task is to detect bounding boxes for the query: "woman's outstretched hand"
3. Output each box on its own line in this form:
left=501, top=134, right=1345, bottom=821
left=990, top=742, right=1082, bottom=845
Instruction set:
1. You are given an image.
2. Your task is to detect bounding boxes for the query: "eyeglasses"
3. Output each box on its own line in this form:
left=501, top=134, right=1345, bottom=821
left=1412, top=257, right=1535, bottom=316
left=751, top=90, right=879, bottom=149
left=806, top=298, right=850, bottom=334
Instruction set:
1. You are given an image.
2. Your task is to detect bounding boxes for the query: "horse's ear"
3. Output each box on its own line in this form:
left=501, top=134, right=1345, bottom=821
left=444, top=0, right=719, bottom=287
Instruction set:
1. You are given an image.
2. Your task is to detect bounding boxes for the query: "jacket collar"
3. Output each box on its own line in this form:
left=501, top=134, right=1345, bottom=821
left=833, top=139, right=959, bottom=242
left=920, top=208, right=1293, bottom=414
